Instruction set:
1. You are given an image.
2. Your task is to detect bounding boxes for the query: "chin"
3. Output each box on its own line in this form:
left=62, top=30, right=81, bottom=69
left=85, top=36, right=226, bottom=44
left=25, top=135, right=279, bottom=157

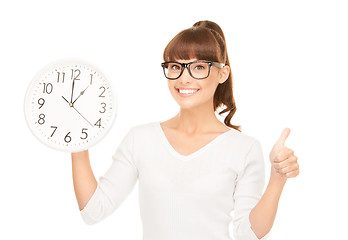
left=176, top=100, right=203, bottom=110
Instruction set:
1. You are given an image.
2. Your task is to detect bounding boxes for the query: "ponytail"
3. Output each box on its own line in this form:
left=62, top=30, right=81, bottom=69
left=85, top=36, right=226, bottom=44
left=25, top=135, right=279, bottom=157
left=193, top=21, right=241, bottom=132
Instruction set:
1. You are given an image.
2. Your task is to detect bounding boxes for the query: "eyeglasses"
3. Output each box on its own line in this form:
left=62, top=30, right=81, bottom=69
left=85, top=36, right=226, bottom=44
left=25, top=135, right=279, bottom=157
left=161, top=60, right=225, bottom=80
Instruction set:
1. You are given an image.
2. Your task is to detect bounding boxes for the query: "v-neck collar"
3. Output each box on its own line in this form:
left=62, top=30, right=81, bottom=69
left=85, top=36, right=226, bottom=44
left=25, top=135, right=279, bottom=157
left=156, top=121, right=234, bottom=161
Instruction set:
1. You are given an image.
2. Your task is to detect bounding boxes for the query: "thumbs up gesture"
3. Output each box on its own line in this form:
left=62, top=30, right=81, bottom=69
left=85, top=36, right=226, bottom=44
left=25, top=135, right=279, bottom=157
left=269, top=128, right=300, bottom=179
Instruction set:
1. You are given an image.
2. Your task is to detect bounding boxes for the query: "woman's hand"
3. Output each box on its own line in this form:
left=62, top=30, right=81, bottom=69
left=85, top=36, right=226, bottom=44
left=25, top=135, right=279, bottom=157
left=269, top=128, right=300, bottom=179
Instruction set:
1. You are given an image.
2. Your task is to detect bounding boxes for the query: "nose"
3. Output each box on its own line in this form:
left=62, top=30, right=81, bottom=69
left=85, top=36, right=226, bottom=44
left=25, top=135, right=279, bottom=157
left=178, top=67, right=193, bottom=84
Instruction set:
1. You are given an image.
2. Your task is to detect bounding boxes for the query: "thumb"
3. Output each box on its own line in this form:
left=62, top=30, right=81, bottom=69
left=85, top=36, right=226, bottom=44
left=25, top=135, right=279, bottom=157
left=276, top=127, right=291, bottom=146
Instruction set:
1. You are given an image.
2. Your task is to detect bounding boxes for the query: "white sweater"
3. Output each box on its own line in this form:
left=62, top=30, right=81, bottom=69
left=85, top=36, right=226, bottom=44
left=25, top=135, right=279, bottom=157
left=80, top=121, right=271, bottom=240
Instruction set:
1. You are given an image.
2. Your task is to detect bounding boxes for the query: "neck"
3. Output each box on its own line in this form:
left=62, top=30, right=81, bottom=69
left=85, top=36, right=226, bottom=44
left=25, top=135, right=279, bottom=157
left=173, top=100, right=222, bottom=135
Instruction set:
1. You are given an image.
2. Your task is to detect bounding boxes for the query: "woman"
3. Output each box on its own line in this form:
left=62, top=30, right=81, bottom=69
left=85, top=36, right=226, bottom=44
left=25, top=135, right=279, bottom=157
left=72, top=20, right=300, bottom=240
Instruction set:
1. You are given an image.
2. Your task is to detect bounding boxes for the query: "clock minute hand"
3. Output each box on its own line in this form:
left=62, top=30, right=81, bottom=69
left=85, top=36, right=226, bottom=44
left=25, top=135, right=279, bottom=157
left=70, top=79, right=75, bottom=103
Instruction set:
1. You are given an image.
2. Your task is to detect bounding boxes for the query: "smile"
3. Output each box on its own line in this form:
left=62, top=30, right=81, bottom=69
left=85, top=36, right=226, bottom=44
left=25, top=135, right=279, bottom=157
left=176, top=88, right=200, bottom=97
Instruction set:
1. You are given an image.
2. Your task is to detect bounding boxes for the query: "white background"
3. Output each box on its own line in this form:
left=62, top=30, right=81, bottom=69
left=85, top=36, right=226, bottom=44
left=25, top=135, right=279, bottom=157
left=1, top=0, right=347, bottom=239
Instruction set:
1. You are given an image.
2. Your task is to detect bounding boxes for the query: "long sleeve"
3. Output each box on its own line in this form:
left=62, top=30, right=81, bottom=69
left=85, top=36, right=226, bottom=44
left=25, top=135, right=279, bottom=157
left=232, top=139, right=271, bottom=240
left=80, top=127, right=138, bottom=225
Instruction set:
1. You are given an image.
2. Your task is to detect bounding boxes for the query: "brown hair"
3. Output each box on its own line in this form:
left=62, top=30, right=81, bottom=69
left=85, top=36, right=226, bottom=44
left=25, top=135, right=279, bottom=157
left=163, top=20, right=241, bottom=132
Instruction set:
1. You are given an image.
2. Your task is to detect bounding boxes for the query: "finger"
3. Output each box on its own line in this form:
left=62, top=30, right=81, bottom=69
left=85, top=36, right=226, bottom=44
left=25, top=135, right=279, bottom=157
left=276, top=149, right=295, bottom=162
left=276, top=127, right=291, bottom=146
left=272, top=162, right=281, bottom=170
left=279, top=162, right=300, bottom=175
left=288, top=154, right=298, bottom=163
left=273, top=159, right=289, bottom=169
left=273, top=158, right=292, bottom=171
left=285, top=168, right=300, bottom=178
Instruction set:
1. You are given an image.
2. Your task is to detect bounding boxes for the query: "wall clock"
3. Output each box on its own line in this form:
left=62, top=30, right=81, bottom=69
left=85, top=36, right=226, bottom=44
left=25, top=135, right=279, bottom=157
left=24, top=59, right=117, bottom=152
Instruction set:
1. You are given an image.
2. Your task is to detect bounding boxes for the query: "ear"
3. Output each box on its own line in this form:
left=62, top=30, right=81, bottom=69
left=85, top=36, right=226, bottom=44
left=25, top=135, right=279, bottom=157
left=218, top=65, right=230, bottom=84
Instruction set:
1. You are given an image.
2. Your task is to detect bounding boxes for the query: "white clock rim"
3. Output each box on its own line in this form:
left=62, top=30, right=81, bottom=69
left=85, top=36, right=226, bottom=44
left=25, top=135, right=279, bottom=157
left=23, top=58, right=118, bottom=153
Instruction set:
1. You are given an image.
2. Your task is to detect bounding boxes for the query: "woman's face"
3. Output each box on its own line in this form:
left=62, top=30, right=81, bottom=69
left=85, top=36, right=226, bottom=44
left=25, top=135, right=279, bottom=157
left=167, top=58, right=229, bottom=110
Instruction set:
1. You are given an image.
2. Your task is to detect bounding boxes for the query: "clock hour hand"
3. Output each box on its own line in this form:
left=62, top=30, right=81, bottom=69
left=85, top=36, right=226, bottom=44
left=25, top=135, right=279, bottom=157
left=62, top=96, right=73, bottom=107
left=72, top=85, right=90, bottom=105
left=72, top=106, right=94, bottom=127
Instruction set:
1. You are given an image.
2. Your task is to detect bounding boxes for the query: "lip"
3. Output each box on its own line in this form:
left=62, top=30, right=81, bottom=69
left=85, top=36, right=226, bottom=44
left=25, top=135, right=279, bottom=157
left=175, top=87, right=200, bottom=97
left=175, top=87, right=200, bottom=90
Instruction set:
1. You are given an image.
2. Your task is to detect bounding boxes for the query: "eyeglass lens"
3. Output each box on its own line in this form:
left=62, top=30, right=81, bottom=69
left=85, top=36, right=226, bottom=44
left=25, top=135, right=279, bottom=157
left=163, top=62, right=210, bottom=79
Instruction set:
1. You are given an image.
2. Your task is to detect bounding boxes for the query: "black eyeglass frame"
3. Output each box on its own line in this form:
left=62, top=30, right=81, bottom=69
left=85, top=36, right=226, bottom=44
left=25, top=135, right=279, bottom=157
left=161, top=60, right=225, bottom=80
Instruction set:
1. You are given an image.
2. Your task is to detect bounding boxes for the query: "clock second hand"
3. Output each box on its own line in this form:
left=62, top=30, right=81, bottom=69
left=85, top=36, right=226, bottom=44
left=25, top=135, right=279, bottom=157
left=62, top=95, right=93, bottom=127
left=71, top=106, right=94, bottom=127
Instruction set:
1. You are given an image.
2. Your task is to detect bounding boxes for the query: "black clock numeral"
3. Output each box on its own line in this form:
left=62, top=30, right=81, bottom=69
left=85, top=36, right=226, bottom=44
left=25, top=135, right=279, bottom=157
left=80, top=128, right=88, bottom=139
left=90, top=74, right=93, bottom=85
left=43, top=83, right=53, bottom=94
left=99, top=102, right=106, bottom=113
left=57, top=72, right=65, bottom=83
left=64, top=132, right=72, bottom=143
left=71, top=69, right=81, bottom=81
left=50, top=126, right=57, bottom=137
left=38, top=98, right=45, bottom=109
left=99, top=86, right=106, bottom=97
left=94, top=118, right=102, bottom=128
left=38, top=113, right=45, bottom=125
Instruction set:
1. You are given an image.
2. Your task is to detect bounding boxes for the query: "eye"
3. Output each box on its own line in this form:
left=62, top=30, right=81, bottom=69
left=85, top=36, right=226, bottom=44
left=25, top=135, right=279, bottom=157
left=170, top=63, right=181, bottom=71
left=194, top=64, right=205, bottom=70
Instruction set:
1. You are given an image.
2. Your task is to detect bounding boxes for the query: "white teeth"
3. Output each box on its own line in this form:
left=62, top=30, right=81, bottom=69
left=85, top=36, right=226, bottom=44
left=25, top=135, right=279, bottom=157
left=179, top=89, right=198, bottom=94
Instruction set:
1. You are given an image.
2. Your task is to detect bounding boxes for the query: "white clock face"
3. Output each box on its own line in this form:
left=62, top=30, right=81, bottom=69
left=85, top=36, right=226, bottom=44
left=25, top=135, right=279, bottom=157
left=24, top=59, right=117, bottom=152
